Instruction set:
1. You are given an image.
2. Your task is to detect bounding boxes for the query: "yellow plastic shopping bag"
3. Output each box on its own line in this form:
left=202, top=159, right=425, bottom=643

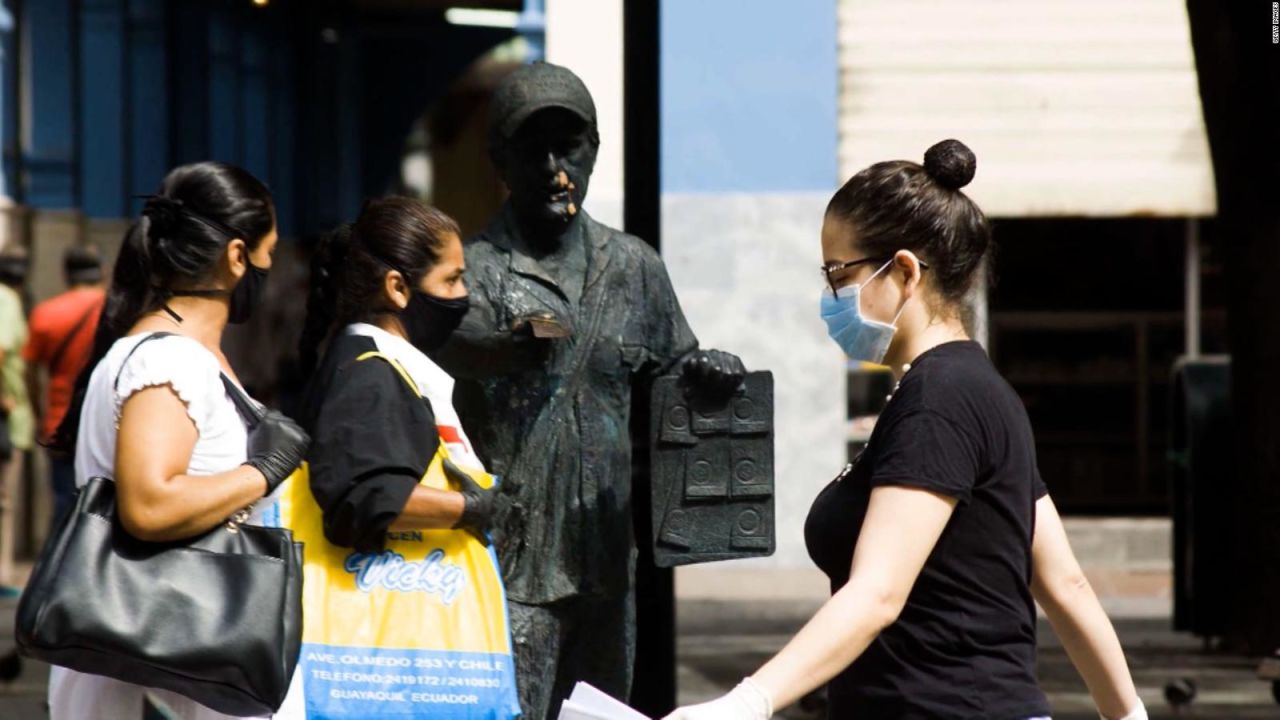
left=267, top=352, right=521, bottom=719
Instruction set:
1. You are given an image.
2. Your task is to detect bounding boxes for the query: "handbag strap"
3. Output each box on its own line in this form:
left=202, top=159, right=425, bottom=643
left=219, top=374, right=264, bottom=428
left=354, top=351, right=451, bottom=467
left=112, top=331, right=176, bottom=391
left=112, top=330, right=262, bottom=429
left=109, top=331, right=263, bottom=528
left=354, top=351, right=421, bottom=398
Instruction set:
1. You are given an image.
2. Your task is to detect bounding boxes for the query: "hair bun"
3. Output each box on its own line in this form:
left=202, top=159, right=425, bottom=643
left=140, top=195, right=185, bottom=238
left=326, top=223, right=354, bottom=264
left=923, top=139, right=976, bottom=190
left=314, top=223, right=354, bottom=285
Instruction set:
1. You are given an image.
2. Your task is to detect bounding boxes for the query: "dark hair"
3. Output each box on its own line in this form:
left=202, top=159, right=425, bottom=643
left=0, top=248, right=27, bottom=287
left=51, top=161, right=275, bottom=454
left=825, top=139, right=991, bottom=321
left=63, top=245, right=103, bottom=285
left=299, top=196, right=462, bottom=376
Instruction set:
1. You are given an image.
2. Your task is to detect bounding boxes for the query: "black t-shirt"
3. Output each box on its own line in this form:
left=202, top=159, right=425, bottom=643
left=804, top=341, right=1051, bottom=719
left=298, top=333, right=439, bottom=552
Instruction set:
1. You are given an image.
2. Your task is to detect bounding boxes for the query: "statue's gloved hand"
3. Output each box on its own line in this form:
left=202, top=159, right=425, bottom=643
left=444, top=458, right=496, bottom=543
left=681, top=349, right=747, bottom=398
left=244, top=410, right=310, bottom=495
left=662, top=678, right=773, bottom=720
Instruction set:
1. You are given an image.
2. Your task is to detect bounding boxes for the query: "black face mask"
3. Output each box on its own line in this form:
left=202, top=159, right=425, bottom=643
left=164, top=261, right=269, bottom=325
left=228, top=262, right=269, bottom=325
left=400, top=291, right=470, bottom=353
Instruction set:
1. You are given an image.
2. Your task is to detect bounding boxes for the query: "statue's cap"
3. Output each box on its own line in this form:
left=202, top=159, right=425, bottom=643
left=490, top=62, right=597, bottom=143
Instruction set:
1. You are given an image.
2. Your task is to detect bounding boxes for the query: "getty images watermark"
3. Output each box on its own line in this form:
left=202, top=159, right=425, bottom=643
left=1274, top=3, right=1279, bottom=44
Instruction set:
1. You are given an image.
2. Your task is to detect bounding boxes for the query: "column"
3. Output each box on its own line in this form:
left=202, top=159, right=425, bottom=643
left=0, top=0, right=14, bottom=205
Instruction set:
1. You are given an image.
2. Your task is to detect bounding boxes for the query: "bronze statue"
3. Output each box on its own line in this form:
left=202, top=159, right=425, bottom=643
left=435, top=62, right=746, bottom=720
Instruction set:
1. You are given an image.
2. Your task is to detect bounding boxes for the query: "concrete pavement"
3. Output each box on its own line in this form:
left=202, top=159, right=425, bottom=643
left=2, top=517, right=1274, bottom=719
left=675, top=599, right=1278, bottom=719
left=2, top=601, right=1276, bottom=718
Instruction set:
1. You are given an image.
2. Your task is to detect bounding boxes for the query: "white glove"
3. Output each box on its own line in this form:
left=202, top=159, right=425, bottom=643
left=662, top=678, right=773, bottom=720
left=1103, top=699, right=1148, bottom=720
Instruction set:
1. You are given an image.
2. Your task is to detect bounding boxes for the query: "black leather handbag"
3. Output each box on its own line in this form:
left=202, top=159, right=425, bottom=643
left=14, top=333, right=303, bottom=716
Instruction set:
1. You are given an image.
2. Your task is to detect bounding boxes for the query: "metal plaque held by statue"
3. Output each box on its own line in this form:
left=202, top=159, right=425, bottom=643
left=649, top=372, right=775, bottom=567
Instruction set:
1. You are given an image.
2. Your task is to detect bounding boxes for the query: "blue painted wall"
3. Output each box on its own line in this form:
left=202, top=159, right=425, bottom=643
left=22, top=0, right=78, bottom=208
left=660, top=0, right=838, bottom=194
left=207, top=5, right=241, bottom=167
left=240, top=25, right=270, bottom=187
left=0, top=0, right=508, bottom=239
left=126, top=0, right=169, bottom=209
left=79, top=0, right=127, bottom=218
left=267, top=26, right=296, bottom=236
left=170, top=1, right=209, bottom=168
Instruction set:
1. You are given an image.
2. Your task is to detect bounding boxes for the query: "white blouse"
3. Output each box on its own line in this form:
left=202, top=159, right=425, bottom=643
left=73, top=332, right=248, bottom=487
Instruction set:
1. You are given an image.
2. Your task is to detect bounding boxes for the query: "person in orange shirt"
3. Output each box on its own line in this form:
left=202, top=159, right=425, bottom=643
left=23, top=246, right=106, bottom=522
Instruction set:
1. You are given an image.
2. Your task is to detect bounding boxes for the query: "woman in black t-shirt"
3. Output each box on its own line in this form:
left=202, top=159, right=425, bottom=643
left=664, top=141, right=1146, bottom=720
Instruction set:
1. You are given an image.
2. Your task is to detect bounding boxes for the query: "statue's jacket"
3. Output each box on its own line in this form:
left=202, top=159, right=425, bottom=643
left=435, top=206, right=698, bottom=605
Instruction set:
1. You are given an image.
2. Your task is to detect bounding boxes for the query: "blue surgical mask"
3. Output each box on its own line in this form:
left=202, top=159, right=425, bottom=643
left=820, top=259, right=906, bottom=364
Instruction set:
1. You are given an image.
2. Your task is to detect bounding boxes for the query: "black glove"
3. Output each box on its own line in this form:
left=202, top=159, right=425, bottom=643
left=681, top=349, right=747, bottom=399
left=244, top=410, right=310, bottom=494
left=444, top=458, right=496, bottom=542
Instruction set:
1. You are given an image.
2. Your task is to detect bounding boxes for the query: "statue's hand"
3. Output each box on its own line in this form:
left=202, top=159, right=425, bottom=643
left=681, top=349, right=747, bottom=398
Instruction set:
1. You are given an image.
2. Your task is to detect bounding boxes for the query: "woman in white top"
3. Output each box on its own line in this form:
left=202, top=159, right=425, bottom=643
left=47, top=161, right=310, bottom=720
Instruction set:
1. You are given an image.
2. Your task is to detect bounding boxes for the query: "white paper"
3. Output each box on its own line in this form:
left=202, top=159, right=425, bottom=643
left=558, top=699, right=611, bottom=720
left=557, top=682, right=651, bottom=720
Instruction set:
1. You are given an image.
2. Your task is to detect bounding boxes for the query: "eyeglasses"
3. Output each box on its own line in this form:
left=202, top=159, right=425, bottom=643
left=820, top=256, right=929, bottom=294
